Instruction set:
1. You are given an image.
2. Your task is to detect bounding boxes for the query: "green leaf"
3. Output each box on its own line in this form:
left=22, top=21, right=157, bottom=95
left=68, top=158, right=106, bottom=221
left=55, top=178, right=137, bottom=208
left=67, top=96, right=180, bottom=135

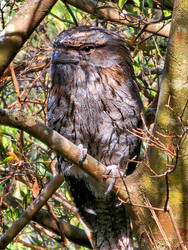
left=147, top=0, right=153, bottom=8
left=118, top=0, right=128, bottom=9
left=2, top=156, right=13, bottom=163
left=2, top=135, right=10, bottom=149
left=133, top=0, right=141, bottom=7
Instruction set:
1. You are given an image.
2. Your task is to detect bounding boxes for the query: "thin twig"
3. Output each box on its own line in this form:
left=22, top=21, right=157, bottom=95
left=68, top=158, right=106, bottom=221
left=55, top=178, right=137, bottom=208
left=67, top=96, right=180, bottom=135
left=46, top=202, right=67, bottom=246
left=168, top=207, right=186, bottom=250
left=15, top=237, right=45, bottom=250
left=132, top=23, right=148, bottom=43
left=145, top=198, right=171, bottom=249
left=118, top=167, right=132, bottom=203
left=30, top=222, right=57, bottom=240
left=49, top=12, right=74, bottom=24
left=62, top=0, right=79, bottom=26
left=179, top=98, right=188, bottom=121
left=9, top=63, right=21, bottom=108
left=119, top=198, right=165, bottom=212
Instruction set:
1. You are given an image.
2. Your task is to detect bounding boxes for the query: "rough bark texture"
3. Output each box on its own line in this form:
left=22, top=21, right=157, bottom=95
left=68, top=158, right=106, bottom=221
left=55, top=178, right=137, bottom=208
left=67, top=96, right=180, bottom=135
left=148, top=0, right=188, bottom=247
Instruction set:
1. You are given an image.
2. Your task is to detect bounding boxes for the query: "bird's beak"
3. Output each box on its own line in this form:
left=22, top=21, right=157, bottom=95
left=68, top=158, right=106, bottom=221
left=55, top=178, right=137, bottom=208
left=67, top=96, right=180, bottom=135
left=52, top=53, right=79, bottom=65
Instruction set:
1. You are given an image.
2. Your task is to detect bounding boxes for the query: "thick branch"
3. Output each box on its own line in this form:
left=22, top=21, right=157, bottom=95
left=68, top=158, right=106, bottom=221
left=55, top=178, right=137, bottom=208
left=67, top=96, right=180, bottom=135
left=0, top=108, right=132, bottom=200
left=33, top=211, right=91, bottom=248
left=148, top=0, right=188, bottom=246
left=66, top=0, right=171, bottom=37
left=2, top=195, right=91, bottom=248
left=0, top=0, right=58, bottom=77
left=98, top=0, right=173, bottom=10
left=0, top=173, right=64, bottom=249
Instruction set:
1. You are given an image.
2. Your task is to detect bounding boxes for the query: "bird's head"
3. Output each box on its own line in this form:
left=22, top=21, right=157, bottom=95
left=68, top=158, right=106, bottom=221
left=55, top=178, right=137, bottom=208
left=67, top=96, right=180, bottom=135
left=52, top=26, right=131, bottom=68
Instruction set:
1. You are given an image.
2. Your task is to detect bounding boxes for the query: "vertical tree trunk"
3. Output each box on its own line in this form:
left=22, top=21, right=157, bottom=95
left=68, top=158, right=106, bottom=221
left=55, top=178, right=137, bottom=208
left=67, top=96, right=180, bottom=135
left=121, top=1, right=188, bottom=248
left=147, top=0, right=188, bottom=247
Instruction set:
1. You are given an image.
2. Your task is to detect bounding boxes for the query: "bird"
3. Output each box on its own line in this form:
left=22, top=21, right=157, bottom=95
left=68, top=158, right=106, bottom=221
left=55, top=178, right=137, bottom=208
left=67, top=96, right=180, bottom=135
left=47, top=26, right=143, bottom=249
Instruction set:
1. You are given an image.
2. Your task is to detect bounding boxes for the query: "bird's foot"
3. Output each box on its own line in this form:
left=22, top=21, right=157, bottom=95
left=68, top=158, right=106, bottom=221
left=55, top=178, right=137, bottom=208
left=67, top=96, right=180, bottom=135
left=78, top=144, right=88, bottom=166
left=104, top=165, right=123, bottom=196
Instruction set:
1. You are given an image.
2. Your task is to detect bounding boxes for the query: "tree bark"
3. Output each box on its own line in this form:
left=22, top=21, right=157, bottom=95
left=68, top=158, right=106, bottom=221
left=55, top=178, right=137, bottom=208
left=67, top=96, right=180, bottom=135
left=66, top=0, right=171, bottom=37
left=148, top=0, right=188, bottom=247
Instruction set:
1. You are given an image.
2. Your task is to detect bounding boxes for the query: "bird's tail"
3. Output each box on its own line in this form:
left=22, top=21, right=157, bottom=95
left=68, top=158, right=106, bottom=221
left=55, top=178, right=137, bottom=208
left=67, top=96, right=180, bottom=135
left=89, top=199, right=134, bottom=250
left=65, top=174, right=134, bottom=250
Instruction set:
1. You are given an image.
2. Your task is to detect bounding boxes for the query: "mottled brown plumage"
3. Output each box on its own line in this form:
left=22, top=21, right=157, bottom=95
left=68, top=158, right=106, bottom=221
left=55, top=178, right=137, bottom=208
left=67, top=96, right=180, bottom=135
left=48, top=26, right=143, bottom=249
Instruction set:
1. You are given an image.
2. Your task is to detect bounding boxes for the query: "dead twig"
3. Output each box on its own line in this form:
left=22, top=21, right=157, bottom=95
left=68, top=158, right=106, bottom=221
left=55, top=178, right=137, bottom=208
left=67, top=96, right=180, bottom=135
left=9, top=63, right=21, bottom=108
left=168, top=207, right=186, bottom=250
left=62, top=0, right=79, bottom=26
left=46, top=202, right=67, bottom=247
left=15, top=236, right=45, bottom=250
left=145, top=198, right=171, bottom=249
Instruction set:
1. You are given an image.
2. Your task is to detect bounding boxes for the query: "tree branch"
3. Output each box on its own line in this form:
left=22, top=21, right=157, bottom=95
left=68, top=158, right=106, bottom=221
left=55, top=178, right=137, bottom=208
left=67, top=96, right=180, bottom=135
left=0, top=0, right=58, bottom=77
left=98, top=0, right=173, bottom=10
left=0, top=108, right=131, bottom=200
left=33, top=211, right=91, bottom=248
left=148, top=0, right=188, bottom=246
left=2, top=195, right=91, bottom=248
left=0, top=173, right=64, bottom=249
left=1, top=105, right=183, bottom=248
left=66, top=0, right=171, bottom=37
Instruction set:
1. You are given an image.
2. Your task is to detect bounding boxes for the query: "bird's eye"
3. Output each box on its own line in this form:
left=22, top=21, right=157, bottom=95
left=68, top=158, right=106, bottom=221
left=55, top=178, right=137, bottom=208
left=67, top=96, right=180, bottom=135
left=80, top=45, right=95, bottom=54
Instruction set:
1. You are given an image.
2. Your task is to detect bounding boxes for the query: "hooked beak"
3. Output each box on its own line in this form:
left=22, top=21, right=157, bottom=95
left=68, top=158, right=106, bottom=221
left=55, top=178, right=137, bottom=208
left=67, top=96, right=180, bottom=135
left=52, top=52, right=79, bottom=65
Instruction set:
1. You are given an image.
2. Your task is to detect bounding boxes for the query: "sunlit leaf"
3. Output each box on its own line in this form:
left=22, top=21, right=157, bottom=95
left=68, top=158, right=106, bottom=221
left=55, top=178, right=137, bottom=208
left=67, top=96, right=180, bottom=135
left=118, top=0, right=128, bottom=9
left=2, top=156, right=13, bottom=163
left=133, top=0, right=141, bottom=7
left=2, top=135, right=10, bottom=149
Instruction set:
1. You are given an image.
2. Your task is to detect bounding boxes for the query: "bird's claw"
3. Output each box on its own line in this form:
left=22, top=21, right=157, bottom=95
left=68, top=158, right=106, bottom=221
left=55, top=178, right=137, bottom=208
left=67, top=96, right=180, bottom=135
left=78, top=144, right=87, bottom=166
left=104, top=165, right=121, bottom=196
